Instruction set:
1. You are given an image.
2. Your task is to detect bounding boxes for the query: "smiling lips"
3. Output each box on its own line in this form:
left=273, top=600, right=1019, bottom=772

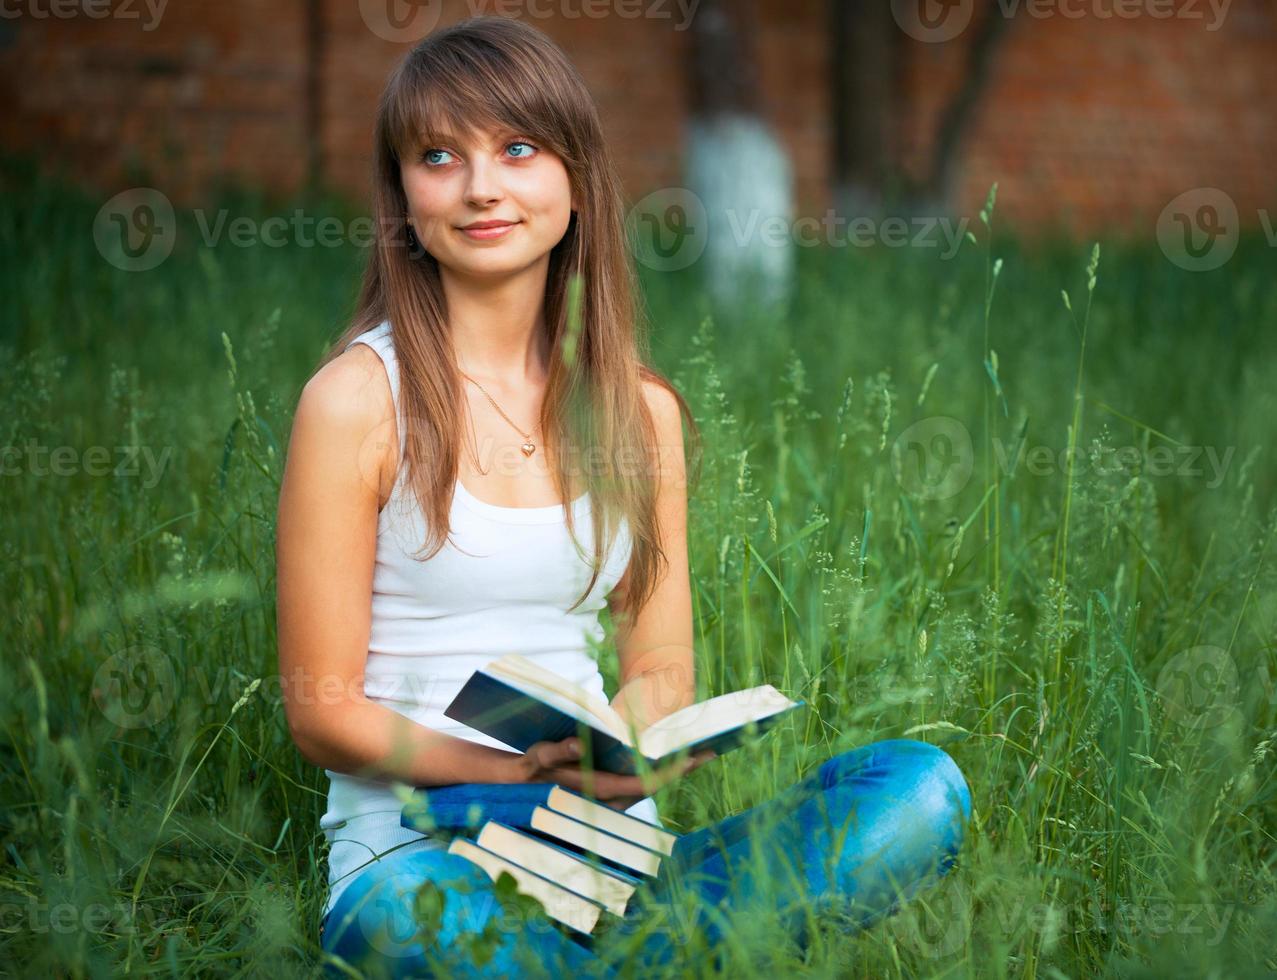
left=459, top=219, right=518, bottom=241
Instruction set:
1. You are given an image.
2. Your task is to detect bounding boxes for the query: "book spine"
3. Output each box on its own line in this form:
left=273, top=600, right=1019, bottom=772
left=508, top=825, right=645, bottom=887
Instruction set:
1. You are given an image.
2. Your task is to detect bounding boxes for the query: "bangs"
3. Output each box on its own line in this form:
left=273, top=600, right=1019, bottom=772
left=383, top=40, right=572, bottom=163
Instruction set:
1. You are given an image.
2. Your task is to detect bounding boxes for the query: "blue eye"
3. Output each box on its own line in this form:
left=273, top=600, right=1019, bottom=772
left=507, top=141, right=537, bottom=159
left=422, top=148, right=453, bottom=166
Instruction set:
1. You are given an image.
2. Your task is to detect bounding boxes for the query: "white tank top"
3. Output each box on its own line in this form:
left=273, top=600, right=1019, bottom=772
left=318, top=320, right=658, bottom=917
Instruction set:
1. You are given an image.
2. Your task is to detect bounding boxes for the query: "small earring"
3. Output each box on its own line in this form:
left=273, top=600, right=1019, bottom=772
left=405, top=218, right=424, bottom=259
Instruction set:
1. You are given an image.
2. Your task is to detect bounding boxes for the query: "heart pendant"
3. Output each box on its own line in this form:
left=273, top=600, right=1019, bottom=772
left=521, top=443, right=535, bottom=457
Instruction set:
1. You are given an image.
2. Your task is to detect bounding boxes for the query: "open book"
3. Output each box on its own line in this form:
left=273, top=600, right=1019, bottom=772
left=443, top=653, right=805, bottom=775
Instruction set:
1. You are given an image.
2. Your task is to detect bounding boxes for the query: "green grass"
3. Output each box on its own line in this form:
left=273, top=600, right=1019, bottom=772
left=3, top=155, right=1275, bottom=977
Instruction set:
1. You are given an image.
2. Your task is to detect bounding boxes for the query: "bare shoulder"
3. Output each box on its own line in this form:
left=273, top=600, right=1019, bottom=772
left=640, top=379, right=687, bottom=496
left=299, top=342, right=395, bottom=425
left=288, top=342, right=399, bottom=503
left=641, top=378, right=684, bottom=442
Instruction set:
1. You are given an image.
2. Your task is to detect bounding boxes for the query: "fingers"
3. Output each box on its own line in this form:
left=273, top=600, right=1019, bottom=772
left=528, top=737, right=582, bottom=771
left=606, top=796, right=642, bottom=811
left=533, top=741, right=714, bottom=805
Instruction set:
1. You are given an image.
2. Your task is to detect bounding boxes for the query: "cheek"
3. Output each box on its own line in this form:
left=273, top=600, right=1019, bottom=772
left=403, top=175, right=449, bottom=219
left=520, top=162, right=572, bottom=216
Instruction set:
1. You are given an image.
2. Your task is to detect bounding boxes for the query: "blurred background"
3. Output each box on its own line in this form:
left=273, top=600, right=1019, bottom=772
left=2, top=3, right=1276, bottom=978
left=3, top=0, right=1275, bottom=225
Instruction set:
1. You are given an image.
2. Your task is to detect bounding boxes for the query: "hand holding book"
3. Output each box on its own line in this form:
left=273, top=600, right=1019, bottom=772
left=515, top=735, right=716, bottom=810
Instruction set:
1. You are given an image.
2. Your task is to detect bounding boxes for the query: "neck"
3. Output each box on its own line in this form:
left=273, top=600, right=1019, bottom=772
left=440, top=258, right=553, bottom=388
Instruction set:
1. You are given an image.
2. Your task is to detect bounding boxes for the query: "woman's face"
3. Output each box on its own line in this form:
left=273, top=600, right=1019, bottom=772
left=401, top=123, right=574, bottom=279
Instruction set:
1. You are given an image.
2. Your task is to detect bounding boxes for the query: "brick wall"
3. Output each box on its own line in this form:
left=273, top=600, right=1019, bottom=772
left=0, top=0, right=310, bottom=204
left=1, top=0, right=1273, bottom=234
left=897, top=1, right=1277, bottom=233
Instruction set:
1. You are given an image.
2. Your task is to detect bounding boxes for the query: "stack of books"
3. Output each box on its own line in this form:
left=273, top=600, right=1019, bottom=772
left=401, top=781, right=680, bottom=936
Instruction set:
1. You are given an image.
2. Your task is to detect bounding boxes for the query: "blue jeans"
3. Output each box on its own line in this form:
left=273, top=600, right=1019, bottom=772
left=319, top=739, right=972, bottom=977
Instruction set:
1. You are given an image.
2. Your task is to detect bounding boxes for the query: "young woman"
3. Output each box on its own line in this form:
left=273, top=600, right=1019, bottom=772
left=275, top=15, right=972, bottom=978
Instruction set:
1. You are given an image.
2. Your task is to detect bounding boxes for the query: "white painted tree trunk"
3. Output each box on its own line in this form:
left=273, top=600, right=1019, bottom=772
left=684, top=111, right=795, bottom=314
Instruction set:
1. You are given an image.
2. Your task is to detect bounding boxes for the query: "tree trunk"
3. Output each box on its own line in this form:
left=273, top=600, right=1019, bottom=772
left=830, top=2, right=895, bottom=218
left=684, top=0, right=795, bottom=314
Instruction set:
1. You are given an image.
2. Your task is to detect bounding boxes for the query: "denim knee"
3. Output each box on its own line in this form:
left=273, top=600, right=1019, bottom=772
left=820, top=738, right=972, bottom=851
left=323, top=849, right=603, bottom=978
left=322, top=850, right=498, bottom=973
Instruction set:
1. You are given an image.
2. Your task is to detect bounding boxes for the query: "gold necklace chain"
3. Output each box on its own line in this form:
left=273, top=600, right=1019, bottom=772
left=460, top=373, right=538, bottom=458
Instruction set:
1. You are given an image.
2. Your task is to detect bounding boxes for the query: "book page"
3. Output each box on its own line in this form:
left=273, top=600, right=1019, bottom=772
left=478, top=822, right=635, bottom=915
left=486, top=654, right=630, bottom=744
left=636, top=685, right=797, bottom=760
left=447, top=837, right=601, bottom=934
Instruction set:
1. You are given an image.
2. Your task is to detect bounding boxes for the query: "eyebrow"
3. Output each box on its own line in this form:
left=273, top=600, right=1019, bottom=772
left=420, top=126, right=527, bottom=150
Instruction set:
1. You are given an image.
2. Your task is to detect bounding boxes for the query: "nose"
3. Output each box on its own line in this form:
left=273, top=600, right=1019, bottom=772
left=463, top=153, right=502, bottom=208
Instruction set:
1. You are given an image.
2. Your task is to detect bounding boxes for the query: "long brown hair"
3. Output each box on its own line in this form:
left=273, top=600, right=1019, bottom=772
left=316, top=15, right=702, bottom=619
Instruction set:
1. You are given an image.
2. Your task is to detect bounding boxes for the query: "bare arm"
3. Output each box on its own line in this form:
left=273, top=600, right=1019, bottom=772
left=607, top=382, right=699, bottom=733
left=276, top=345, right=523, bottom=787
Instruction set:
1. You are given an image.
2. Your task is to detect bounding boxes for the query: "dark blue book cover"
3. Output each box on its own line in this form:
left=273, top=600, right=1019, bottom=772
left=400, top=780, right=669, bottom=850
left=401, top=780, right=558, bottom=834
